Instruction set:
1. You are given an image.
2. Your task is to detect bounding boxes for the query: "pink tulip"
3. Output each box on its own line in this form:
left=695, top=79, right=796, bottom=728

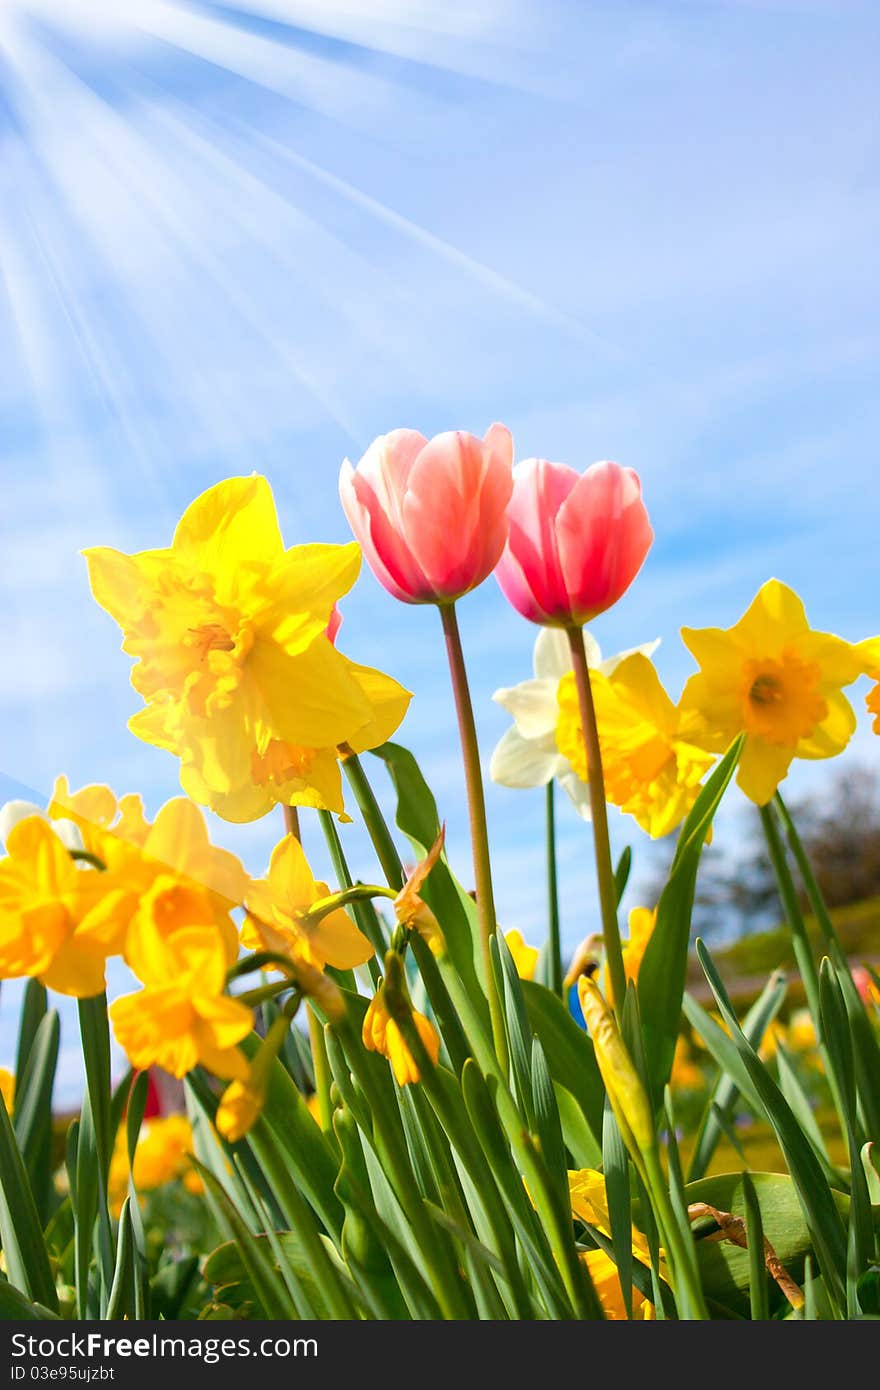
left=339, top=424, right=514, bottom=604
left=495, top=458, right=653, bottom=627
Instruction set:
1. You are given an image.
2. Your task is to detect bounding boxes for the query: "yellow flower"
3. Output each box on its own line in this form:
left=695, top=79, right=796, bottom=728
left=669, top=1035, right=704, bottom=1092
left=0, top=817, right=131, bottom=997
left=679, top=579, right=863, bottom=805
left=858, top=638, right=880, bottom=734
left=604, top=905, right=656, bottom=1007
left=84, top=475, right=410, bottom=822
left=505, top=929, right=539, bottom=980
left=556, top=653, right=714, bottom=838
left=216, top=1074, right=265, bottom=1143
left=569, top=1169, right=660, bottom=1320
left=110, top=930, right=252, bottom=1081
left=10, top=781, right=247, bottom=972
left=109, top=1115, right=198, bottom=1215
left=241, top=835, right=372, bottom=971
left=361, top=985, right=440, bottom=1086
left=758, top=1018, right=787, bottom=1063
left=787, top=1008, right=817, bottom=1052
left=0, top=1068, right=14, bottom=1114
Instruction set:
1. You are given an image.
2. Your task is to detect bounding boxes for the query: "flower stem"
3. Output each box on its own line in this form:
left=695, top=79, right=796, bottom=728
left=340, top=750, right=405, bottom=890
left=307, top=1004, right=333, bottom=1132
left=545, top=780, right=563, bottom=995
left=282, top=804, right=301, bottom=840
left=439, top=602, right=507, bottom=1070
left=565, top=625, right=626, bottom=1016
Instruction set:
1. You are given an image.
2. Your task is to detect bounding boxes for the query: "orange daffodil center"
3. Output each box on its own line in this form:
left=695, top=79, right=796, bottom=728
left=740, top=650, right=826, bottom=747
left=678, top=579, right=864, bottom=805
left=84, top=476, right=411, bottom=823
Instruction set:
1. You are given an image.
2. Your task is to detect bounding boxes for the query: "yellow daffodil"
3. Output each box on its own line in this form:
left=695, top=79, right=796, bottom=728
left=84, top=475, right=410, bottom=822
left=362, top=984, right=440, bottom=1086
left=669, top=1035, right=704, bottom=1092
left=110, top=929, right=252, bottom=1080
left=491, top=627, right=659, bottom=819
left=0, top=817, right=131, bottom=997
left=109, top=1115, right=198, bottom=1215
left=678, top=579, right=864, bottom=805
left=3, top=782, right=247, bottom=973
left=602, top=905, right=656, bottom=1007
left=556, top=653, right=714, bottom=838
left=787, top=1008, right=818, bottom=1053
left=215, top=1074, right=265, bottom=1143
left=758, top=1019, right=787, bottom=1063
left=858, top=637, right=880, bottom=734
left=505, top=929, right=539, bottom=980
left=0, top=1068, right=14, bottom=1114
left=241, top=834, right=372, bottom=971
left=569, top=1169, right=661, bottom=1320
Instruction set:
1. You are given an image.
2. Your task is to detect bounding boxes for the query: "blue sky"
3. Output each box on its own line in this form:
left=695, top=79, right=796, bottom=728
left=1, top=0, right=878, bottom=1097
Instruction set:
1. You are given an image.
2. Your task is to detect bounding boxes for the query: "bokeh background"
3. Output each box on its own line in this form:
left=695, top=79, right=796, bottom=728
left=1, top=0, right=877, bottom=1097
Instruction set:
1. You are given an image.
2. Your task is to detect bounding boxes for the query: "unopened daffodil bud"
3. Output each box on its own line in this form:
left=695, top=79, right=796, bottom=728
left=578, top=975, right=654, bottom=1153
left=215, top=1013, right=292, bottom=1142
left=393, top=829, right=446, bottom=956
left=362, top=959, right=440, bottom=1086
left=564, top=934, right=603, bottom=989
left=216, top=1074, right=265, bottom=1143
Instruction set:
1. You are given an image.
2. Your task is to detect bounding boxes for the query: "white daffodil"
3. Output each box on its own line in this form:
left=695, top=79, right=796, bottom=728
left=0, top=799, right=84, bottom=852
left=490, top=629, right=660, bottom=819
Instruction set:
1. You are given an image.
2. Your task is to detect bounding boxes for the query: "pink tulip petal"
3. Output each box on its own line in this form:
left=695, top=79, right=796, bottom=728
left=498, top=459, right=580, bottom=622
left=339, top=456, right=434, bottom=603
left=401, top=428, right=512, bottom=597
left=555, top=462, right=653, bottom=622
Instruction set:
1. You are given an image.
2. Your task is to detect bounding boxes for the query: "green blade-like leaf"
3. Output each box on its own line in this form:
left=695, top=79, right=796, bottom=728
left=193, top=1161, right=295, bottom=1320
left=12, top=1009, right=59, bottom=1225
left=742, top=1171, right=769, bottom=1320
left=638, top=737, right=743, bottom=1102
left=15, top=980, right=47, bottom=1084
left=371, top=741, right=484, bottom=1001
left=601, top=1097, right=633, bottom=1319
left=0, top=1091, right=57, bottom=1311
left=687, top=969, right=787, bottom=1181
left=696, top=939, right=848, bottom=1314
left=521, top=980, right=604, bottom=1150
left=105, top=1198, right=139, bottom=1320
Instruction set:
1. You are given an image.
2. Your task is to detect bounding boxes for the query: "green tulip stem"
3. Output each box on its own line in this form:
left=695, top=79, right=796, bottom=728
left=565, top=625, right=626, bottom=1015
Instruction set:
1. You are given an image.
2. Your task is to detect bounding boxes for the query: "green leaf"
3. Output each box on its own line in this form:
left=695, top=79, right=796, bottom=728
left=14, top=980, right=48, bottom=1085
left=602, top=1098, right=633, bottom=1318
left=105, top=1199, right=139, bottom=1320
left=12, top=1009, right=59, bottom=1225
left=493, top=933, right=535, bottom=1125
left=614, top=845, right=632, bottom=905
left=697, top=940, right=848, bottom=1314
left=0, top=1281, right=61, bottom=1320
left=0, top=1090, right=57, bottom=1311
left=521, top=980, right=604, bottom=1150
left=194, top=1162, right=295, bottom=1319
left=638, top=737, right=743, bottom=1101
left=241, top=1032, right=344, bottom=1239
left=742, top=1171, right=769, bottom=1320
left=371, top=742, right=484, bottom=1001
left=687, top=969, right=787, bottom=1181
left=687, top=1170, right=853, bottom=1316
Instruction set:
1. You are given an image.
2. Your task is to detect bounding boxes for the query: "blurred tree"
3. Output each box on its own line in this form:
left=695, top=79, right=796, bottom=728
left=637, top=765, right=880, bottom=940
